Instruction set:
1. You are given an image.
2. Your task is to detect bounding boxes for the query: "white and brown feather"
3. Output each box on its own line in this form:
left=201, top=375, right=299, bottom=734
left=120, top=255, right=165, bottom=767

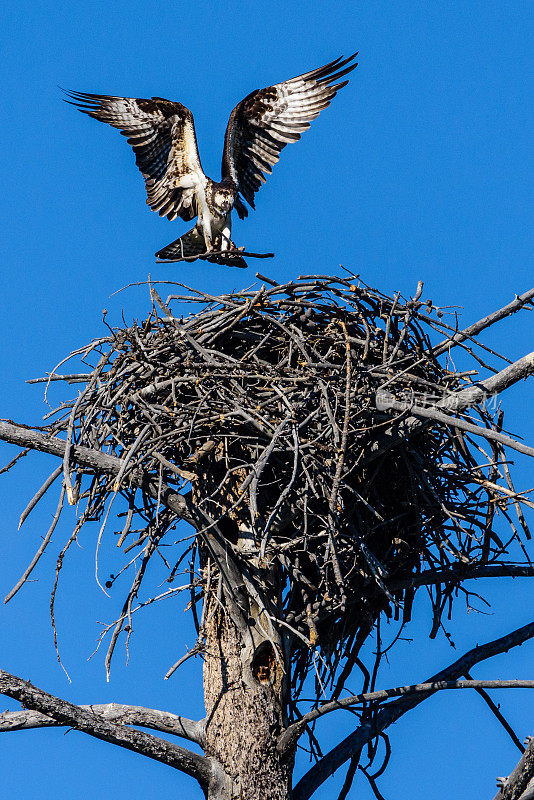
left=63, top=92, right=206, bottom=222
left=221, top=53, right=358, bottom=216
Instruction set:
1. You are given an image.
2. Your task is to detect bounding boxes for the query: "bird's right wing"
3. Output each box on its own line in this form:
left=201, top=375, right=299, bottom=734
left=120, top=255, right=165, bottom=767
left=221, top=53, right=358, bottom=218
left=63, top=91, right=207, bottom=222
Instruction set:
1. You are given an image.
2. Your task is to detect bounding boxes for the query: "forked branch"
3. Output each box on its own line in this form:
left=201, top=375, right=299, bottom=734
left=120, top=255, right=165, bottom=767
left=0, top=420, right=253, bottom=644
left=0, top=669, right=212, bottom=788
left=432, top=287, right=534, bottom=357
left=278, top=680, right=534, bottom=758
left=0, top=702, right=205, bottom=745
left=292, top=618, right=534, bottom=800
left=369, top=352, right=534, bottom=463
left=0, top=419, right=197, bottom=526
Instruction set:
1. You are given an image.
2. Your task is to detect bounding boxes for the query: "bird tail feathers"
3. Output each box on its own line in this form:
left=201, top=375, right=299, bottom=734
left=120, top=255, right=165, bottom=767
left=155, top=226, right=207, bottom=261
left=155, top=227, right=248, bottom=268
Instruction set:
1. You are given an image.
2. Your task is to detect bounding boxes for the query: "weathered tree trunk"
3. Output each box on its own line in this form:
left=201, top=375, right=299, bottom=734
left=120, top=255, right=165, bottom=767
left=203, top=600, right=292, bottom=800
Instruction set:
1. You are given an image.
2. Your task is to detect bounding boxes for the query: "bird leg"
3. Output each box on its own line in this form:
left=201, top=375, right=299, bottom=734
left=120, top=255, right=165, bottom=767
left=219, top=225, right=233, bottom=252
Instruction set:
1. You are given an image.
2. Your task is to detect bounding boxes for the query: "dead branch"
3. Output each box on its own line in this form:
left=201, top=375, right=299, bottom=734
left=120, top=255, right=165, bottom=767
left=375, top=391, right=534, bottom=458
left=0, top=419, right=197, bottom=527
left=369, top=352, right=534, bottom=463
left=279, top=679, right=534, bottom=757
left=432, top=287, right=534, bottom=357
left=0, top=702, right=205, bottom=745
left=387, top=564, right=534, bottom=591
left=0, top=668, right=212, bottom=788
left=156, top=248, right=274, bottom=264
left=292, top=617, right=534, bottom=800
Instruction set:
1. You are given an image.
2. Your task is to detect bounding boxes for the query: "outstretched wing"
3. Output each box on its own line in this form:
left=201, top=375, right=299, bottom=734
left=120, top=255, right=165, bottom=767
left=221, top=53, right=358, bottom=218
left=63, top=91, right=206, bottom=222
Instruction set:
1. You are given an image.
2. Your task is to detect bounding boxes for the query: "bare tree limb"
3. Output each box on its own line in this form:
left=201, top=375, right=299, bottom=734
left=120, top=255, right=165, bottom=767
left=292, top=618, right=534, bottom=800
left=450, top=353, right=534, bottom=406
left=0, top=702, right=206, bottom=746
left=0, top=419, right=197, bottom=527
left=387, top=564, right=534, bottom=591
left=0, top=419, right=121, bottom=473
left=0, top=669, right=213, bottom=789
left=376, top=394, right=534, bottom=458
left=432, top=288, right=534, bottom=358
left=0, top=419, right=253, bottom=642
left=279, top=680, right=534, bottom=758
left=367, top=352, right=534, bottom=464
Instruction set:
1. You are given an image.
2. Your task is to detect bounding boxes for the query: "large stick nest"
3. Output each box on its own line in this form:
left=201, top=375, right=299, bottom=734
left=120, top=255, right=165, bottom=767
left=12, top=274, right=532, bottom=684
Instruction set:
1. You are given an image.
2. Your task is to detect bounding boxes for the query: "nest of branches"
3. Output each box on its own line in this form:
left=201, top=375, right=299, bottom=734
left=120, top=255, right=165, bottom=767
left=10, top=273, right=533, bottom=688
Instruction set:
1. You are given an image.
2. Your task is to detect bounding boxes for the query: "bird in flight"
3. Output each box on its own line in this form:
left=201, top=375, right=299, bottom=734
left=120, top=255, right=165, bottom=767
left=64, top=53, right=358, bottom=269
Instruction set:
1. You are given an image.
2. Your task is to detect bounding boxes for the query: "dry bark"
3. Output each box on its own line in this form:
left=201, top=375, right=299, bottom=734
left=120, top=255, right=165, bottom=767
left=203, top=598, right=291, bottom=800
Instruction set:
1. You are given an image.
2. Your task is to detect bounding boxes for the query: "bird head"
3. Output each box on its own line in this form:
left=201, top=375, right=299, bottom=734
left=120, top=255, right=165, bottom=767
left=213, top=188, right=234, bottom=215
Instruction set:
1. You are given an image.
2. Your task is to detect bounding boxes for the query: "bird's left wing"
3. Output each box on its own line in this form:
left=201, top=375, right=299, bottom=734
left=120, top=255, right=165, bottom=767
left=63, top=91, right=206, bottom=222
left=221, top=53, right=358, bottom=218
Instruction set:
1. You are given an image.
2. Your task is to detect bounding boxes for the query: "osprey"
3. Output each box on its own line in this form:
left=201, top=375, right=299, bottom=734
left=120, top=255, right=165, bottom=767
left=64, top=53, right=357, bottom=268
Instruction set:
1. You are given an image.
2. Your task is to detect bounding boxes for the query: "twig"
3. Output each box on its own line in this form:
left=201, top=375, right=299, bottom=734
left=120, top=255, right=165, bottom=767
left=463, top=670, right=524, bottom=753
left=432, top=288, right=534, bottom=357
left=5, top=485, right=66, bottom=603
left=280, top=680, right=534, bottom=757
left=156, top=248, right=274, bottom=264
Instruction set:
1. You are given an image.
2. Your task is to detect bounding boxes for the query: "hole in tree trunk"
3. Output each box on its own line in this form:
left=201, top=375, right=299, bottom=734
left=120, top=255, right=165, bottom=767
left=252, top=641, right=276, bottom=685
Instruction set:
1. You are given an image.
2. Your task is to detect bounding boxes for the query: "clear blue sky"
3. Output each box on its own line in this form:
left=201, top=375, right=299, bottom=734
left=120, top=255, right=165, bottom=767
left=1, top=1, right=533, bottom=797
